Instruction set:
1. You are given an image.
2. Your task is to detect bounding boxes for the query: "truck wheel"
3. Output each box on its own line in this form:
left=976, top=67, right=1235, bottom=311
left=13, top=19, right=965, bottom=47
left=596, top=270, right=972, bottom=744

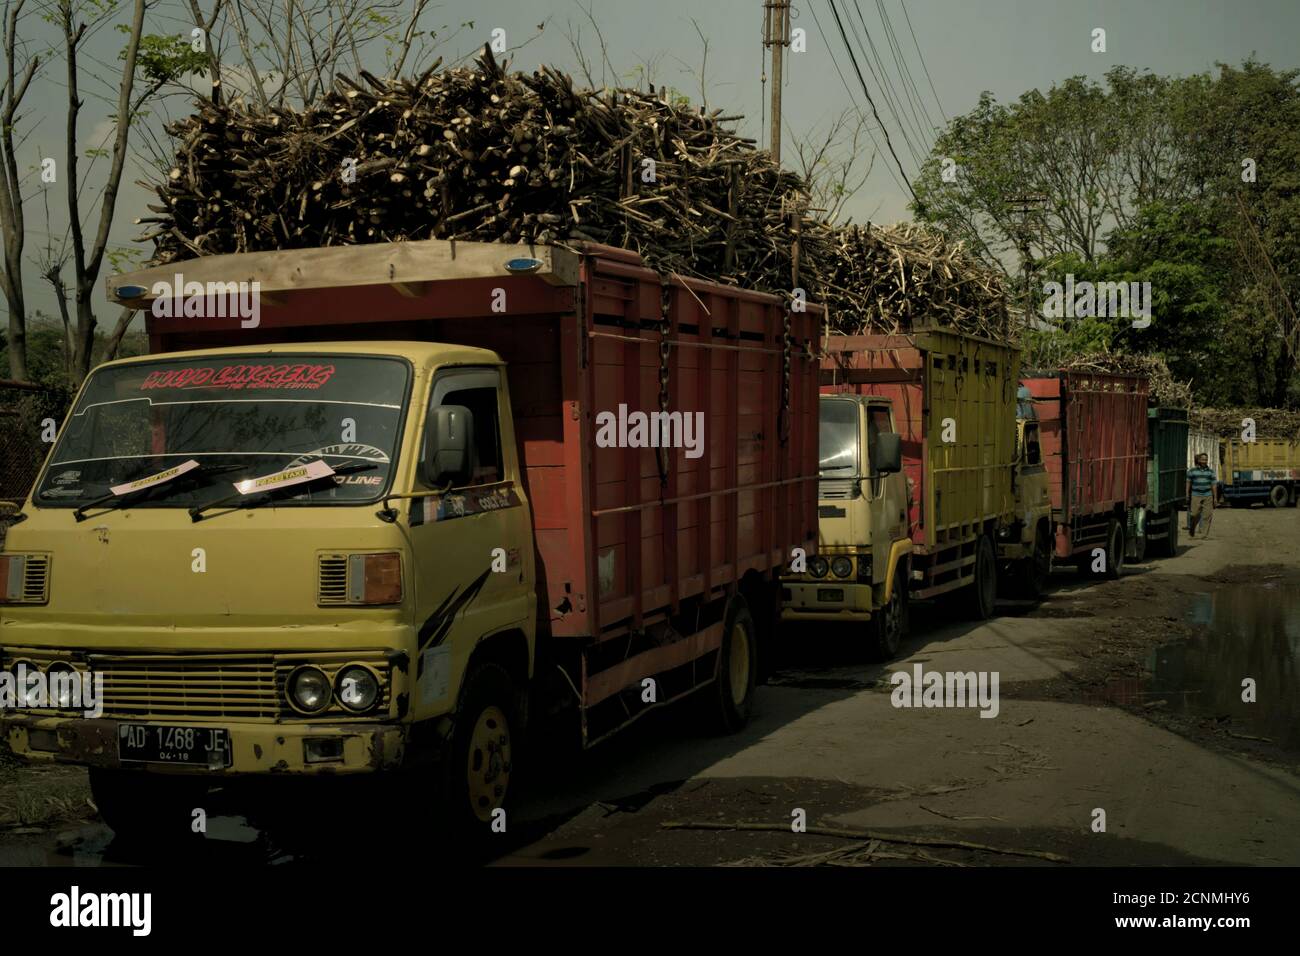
left=870, top=576, right=908, bottom=661
left=1161, top=516, right=1179, bottom=557
left=1021, top=524, right=1052, bottom=598
left=1104, top=519, right=1125, bottom=579
left=705, top=597, right=758, bottom=734
left=89, top=767, right=209, bottom=843
left=963, top=535, right=997, bottom=620
left=1269, top=484, right=1289, bottom=508
left=440, top=661, right=518, bottom=841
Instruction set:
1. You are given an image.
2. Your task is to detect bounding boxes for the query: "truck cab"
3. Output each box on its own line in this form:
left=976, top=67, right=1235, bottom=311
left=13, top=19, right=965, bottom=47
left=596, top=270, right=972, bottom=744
left=997, top=410, right=1053, bottom=597
left=780, top=394, right=911, bottom=659
left=0, top=341, right=537, bottom=835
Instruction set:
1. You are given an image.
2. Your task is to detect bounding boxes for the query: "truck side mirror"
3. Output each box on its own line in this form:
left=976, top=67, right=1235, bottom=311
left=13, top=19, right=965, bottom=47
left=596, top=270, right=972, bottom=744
left=872, top=432, right=902, bottom=475
left=423, top=404, right=474, bottom=487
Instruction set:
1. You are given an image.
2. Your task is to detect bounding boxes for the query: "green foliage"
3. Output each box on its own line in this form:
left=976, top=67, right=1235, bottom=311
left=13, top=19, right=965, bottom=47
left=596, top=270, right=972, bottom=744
left=916, top=60, right=1300, bottom=407
left=0, top=319, right=147, bottom=392
left=123, top=32, right=211, bottom=85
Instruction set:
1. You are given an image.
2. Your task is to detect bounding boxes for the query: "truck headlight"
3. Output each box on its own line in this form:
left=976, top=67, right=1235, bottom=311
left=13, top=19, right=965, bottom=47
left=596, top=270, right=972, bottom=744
left=12, top=660, right=43, bottom=707
left=46, top=663, right=78, bottom=709
left=809, top=557, right=829, bottom=578
left=335, top=665, right=380, bottom=713
left=831, top=557, right=853, bottom=578
left=287, top=666, right=332, bottom=714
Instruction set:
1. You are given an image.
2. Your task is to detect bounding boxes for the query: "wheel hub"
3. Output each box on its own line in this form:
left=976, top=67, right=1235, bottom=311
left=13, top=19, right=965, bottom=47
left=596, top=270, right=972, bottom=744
left=467, top=705, right=511, bottom=822
left=729, top=621, right=751, bottom=708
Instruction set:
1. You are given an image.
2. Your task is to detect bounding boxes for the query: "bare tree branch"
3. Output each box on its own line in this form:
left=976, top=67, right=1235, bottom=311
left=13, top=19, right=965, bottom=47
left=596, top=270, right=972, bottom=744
left=0, top=0, right=39, bottom=379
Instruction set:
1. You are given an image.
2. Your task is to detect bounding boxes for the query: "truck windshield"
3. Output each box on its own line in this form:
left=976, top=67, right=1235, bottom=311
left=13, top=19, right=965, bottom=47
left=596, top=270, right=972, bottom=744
left=819, top=399, right=859, bottom=475
left=35, top=354, right=410, bottom=507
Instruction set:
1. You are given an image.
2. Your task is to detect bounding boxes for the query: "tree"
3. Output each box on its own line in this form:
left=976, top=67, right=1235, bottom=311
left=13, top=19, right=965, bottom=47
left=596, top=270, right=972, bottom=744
left=792, top=108, right=876, bottom=225
left=0, top=0, right=41, bottom=379
left=921, top=60, right=1300, bottom=406
left=59, top=0, right=149, bottom=380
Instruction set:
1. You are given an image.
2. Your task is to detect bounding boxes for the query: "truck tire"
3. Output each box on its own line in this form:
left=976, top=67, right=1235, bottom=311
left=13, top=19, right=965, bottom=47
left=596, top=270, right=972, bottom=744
left=1270, top=484, right=1289, bottom=508
left=438, top=661, right=519, bottom=842
left=1009, top=524, right=1052, bottom=599
left=870, top=575, right=908, bottom=661
left=89, top=767, right=209, bottom=843
left=1159, top=515, right=1179, bottom=557
left=1026, top=524, right=1053, bottom=597
left=1104, top=519, right=1125, bottom=579
left=704, top=597, right=758, bottom=734
left=963, top=535, right=997, bottom=620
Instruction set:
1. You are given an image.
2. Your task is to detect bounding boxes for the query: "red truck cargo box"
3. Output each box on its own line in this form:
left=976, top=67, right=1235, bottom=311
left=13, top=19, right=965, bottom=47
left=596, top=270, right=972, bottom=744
left=142, top=241, right=822, bottom=642
left=1024, top=371, right=1148, bottom=520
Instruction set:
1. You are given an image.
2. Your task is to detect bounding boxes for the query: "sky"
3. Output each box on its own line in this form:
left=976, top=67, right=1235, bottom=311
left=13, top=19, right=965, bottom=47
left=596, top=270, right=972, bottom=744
left=6, top=0, right=1300, bottom=341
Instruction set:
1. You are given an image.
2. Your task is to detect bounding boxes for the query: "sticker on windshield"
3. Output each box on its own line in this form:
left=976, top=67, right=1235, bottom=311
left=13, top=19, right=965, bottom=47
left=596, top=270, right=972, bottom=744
left=288, top=443, right=390, bottom=466
left=109, top=459, right=201, bottom=496
left=233, top=459, right=334, bottom=495
left=138, top=363, right=335, bottom=391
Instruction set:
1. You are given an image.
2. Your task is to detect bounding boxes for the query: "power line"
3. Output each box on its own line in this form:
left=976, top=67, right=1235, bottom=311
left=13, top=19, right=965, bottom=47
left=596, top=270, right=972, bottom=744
left=846, top=0, right=926, bottom=169
left=899, top=0, right=947, bottom=123
left=826, top=0, right=921, bottom=207
left=805, top=0, right=910, bottom=199
left=876, top=0, right=937, bottom=135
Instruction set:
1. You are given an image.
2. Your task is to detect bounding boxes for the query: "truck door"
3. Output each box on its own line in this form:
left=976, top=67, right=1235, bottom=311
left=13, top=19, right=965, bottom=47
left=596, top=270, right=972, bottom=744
left=866, top=403, right=902, bottom=584
left=408, top=366, right=533, bottom=720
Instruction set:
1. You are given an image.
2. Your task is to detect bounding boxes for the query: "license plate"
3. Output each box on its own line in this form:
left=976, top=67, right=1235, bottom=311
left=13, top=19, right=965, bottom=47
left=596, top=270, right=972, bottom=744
left=118, top=724, right=231, bottom=768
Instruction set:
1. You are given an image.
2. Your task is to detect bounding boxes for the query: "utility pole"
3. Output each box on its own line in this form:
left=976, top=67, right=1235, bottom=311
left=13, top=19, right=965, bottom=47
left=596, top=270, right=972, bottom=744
left=1006, top=193, right=1046, bottom=335
left=763, top=0, right=790, bottom=164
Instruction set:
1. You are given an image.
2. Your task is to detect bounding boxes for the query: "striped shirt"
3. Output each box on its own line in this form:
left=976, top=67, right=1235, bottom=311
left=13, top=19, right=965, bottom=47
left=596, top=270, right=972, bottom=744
left=1187, top=467, right=1216, bottom=497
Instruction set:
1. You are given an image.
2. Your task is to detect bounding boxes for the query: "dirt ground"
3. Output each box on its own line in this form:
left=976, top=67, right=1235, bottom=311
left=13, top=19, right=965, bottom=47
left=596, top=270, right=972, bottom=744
left=2, top=504, right=1298, bottom=867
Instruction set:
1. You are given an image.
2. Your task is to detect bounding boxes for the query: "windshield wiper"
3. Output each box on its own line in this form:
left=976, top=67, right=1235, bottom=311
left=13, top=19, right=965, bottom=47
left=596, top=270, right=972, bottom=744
left=189, top=461, right=378, bottom=523
left=73, top=462, right=243, bottom=523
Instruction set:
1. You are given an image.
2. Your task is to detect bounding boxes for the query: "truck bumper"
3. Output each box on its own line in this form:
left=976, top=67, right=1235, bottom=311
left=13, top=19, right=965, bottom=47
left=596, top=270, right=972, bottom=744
left=1, top=712, right=407, bottom=775
left=780, top=581, right=873, bottom=622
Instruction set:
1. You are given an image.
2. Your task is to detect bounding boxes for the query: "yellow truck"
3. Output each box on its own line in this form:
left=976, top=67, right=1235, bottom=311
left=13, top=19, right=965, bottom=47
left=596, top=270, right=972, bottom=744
left=779, top=393, right=911, bottom=659
left=781, top=329, right=1029, bottom=659
left=1221, top=438, right=1300, bottom=508
left=999, top=401, right=1054, bottom=597
left=0, top=238, right=822, bottom=840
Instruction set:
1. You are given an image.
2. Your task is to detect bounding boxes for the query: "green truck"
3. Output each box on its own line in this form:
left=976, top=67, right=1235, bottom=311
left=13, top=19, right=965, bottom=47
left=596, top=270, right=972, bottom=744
left=1144, top=406, right=1189, bottom=557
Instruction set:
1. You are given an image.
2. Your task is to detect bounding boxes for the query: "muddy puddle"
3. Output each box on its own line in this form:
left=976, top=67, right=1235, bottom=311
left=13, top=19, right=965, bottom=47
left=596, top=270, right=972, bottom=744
left=1092, top=579, right=1300, bottom=749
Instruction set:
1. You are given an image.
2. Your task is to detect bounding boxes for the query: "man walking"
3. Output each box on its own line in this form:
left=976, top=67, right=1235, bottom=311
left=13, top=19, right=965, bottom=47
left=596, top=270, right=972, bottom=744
left=1186, top=452, right=1218, bottom=537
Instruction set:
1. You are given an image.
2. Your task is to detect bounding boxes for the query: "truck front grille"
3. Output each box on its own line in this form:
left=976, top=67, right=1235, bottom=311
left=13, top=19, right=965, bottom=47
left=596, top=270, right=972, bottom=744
left=90, top=653, right=278, bottom=718
left=819, top=479, right=856, bottom=500
left=317, top=556, right=348, bottom=604
left=21, top=556, right=49, bottom=602
left=1, top=650, right=392, bottom=720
